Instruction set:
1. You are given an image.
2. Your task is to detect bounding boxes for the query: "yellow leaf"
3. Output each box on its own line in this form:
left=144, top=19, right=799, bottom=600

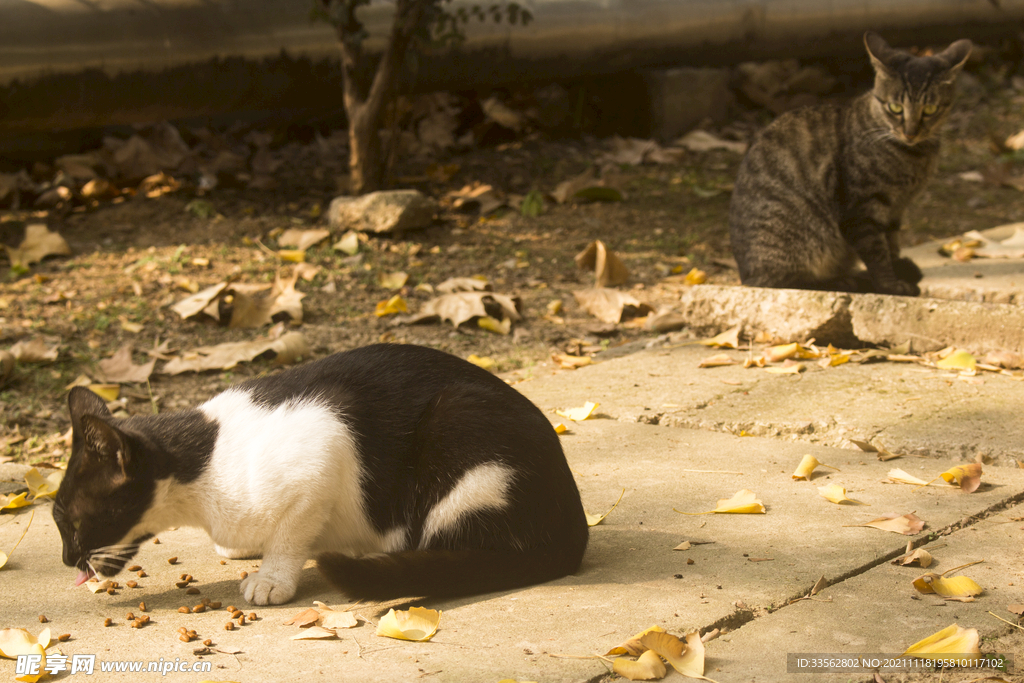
left=639, top=630, right=710, bottom=680
left=0, top=492, right=30, bottom=511
left=699, top=325, right=740, bottom=349
left=887, top=469, right=930, bottom=486
left=378, top=271, right=409, bottom=290
left=936, top=349, right=976, bottom=371
left=764, top=362, right=804, bottom=374
left=0, top=509, right=34, bottom=569
left=466, top=354, right=496, bottom=370
left=333, top=230, right=360, bottom=255
left=555, top=401, right=598, bottom=421
left=698, top=353, right=736, bottom=368
left=14, top=643, right=47, bottom=682
left=0, top=627, right=50, bottom=658
left=87, top=384, right=120, bottom=401
left=553, top=423, right=568, bottom=434
left=901, top=623, right=980, bottom=662
left=552, top=353, right=592, bottom=369
left=817, top=484, right=866, bottom=505
left=84, top=579, right=113, bottom=593
left=606, top=625, right=665, bottom=656
left=676, top=489, right=765, bottom=515
left=939, top=463, right=983, bottom=493
left=792, top=455, right=838, bottom=480
left=857, top=513, right=925, bottom=535
left=375, top=295, right=408, bottom=317
left=477, top=316, right=511, bottom=335
left=312, top=601, right=361, bottom=630
left=585, top=488, right=625, bottom=527
left=546, top=299, right=563, bottom=315
left=911, top=573, right=983, bottom=598
left=376, top=607, right=440, bottom=642
left=277, top=249, right=306, bottom=263
left=765, top=342, right=799, bottom=362
left=613, top=650, right=667, bottom=680
left=25, top=469, right=62, bottom=500
left=684, top=268, right=707, bottom=285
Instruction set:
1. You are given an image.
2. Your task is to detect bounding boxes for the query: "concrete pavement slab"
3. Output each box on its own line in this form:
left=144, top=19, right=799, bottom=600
left=515, top=342, right=1024, bottom=465
left=2, top=415, right=1022, bottom=682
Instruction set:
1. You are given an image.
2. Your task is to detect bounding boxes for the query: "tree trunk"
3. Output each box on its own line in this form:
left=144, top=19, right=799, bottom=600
left=346, top=102, right=385, bottom=194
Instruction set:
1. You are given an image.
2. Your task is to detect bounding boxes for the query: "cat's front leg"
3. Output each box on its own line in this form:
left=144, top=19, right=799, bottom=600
left=240, top=552, right=306, bottom=605
left=215, top=545, right=261, bottom=560
left=850, top=230, right=919, bottom=296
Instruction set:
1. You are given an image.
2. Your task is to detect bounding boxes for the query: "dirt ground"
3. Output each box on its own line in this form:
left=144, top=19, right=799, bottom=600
left=4, top=50, right=1024, bottom=466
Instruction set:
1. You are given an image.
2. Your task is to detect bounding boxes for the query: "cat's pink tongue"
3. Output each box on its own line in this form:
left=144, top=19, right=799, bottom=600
left=74, top=569, right=94, bottom=586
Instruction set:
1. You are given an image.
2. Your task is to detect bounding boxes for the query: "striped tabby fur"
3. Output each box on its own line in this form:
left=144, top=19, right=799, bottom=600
left=729, top=32, right=971, bottom=295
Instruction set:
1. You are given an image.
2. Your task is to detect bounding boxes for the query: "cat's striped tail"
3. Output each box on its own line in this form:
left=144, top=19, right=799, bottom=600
left=317, top=545, right=585, bottom=600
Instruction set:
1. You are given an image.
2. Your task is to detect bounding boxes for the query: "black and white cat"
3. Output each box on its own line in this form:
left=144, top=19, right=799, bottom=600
left=53, top=344, right=589, bottom=605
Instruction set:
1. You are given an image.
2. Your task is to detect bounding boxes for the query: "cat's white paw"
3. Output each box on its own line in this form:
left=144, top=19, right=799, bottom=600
left=240, top=570, right=296, bottom=605
left=215, top=544, right=260, bottom=559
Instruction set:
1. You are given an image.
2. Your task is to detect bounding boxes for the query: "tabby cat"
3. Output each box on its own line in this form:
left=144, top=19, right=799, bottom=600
left=728, top=32, right=971, bottom=295
left=53, top=344, right=589, bottom=605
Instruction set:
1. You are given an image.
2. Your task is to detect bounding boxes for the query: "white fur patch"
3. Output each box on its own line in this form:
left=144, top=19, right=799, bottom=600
left=419, top=462, right=513, bottom=548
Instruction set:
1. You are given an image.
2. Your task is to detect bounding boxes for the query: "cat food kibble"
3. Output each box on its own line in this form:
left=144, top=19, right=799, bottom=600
left=225, top=605, right=235, bottom=613
left=57, top=634, right=70, bottom=642
left=224, top=622, right=234, bottom=631
left=248, top=612, right=257, bottom=621
left=167, top=556, right=178, bottom=565
left=219, top=560, right=226, bottom=565
left=175, top=581, right=189, bottom=588
left=106, top=588, right=116, bottom=595
left=203, top=639, right=212, bottom=646
left=38, top=615, right=47, bottom=623
left=103, top=618, right=112, bottom=627
left=178, top=634, right=190, bottom=642
left=178, top=606, right=189, bottom=613
left=239, top=571, right=247, bottom=579
left=236, top=616, right=245, bottom=626
left=139, top=602, right=147, bottom=612
left=210, top=601, right=222, bottom=609
left=186, top=587, right=200, bottom=595
left=192, top=605, right=205, bottom=613
left=177, top=627, right=188, bottom=635
left=126, top=580, right=138, bottom=588
left=153, top=538, right=160, bottom=544
left=185, top=574, right=193, bottom=582
left=127, top=565, right=141, bottom=572
left=137, top=570, right=147, bottom=578
left=126, top=612, right=135, bottom=621
left=179, top=573, right=188, bottom=580
left=230, top=610, right=242, bottom=619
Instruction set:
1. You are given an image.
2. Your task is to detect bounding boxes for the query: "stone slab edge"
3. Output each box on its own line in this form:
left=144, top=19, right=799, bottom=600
left=677, top=284, right=1024, bottom=353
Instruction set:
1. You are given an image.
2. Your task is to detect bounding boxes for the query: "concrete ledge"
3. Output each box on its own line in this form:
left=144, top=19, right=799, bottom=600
left=677, top=284, right=1024, bottom=353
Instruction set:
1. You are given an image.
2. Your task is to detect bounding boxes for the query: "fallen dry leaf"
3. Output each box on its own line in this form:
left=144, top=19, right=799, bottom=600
left=378, top=271, right=409, bottom=290
left=313, top=602, right=361, bottom=630
left=553, top=423, right=568, bottom=434
left=477, top=315, right=511, bottom=335
left=683, top=267, right=707, bottom=285
left=277, top=228, right=330, bottom=252
left=912, top=573, right=983, bottom=598
left=573, top=288, right=653, bottom=324
left=939, top=463, right=983, bottom=493
left=639, top=630, right=709, bottom=680
left=435, top=277, right=490, bottom=293
left=575, top=240, right=629, bottom=287
left=677, top=489, right=765, bottom=515
left=676, top=130, right=747, bottom=154
left=25, top=469, right=62, bottom=500
left=333, top=230, right=360, bottom=255
left=551, top=169, right=623, bottom=204
left=0, top=493, right=31, bottom=512
left=585, top=488, right=624, bottom=527
left=289, top=626, right=338, bottom=640
left=855, top=513, right=925, bottom=535
left=170, top=282, right=229, bottom=320
left=96, top=344, right=156, bottom=383
left=892, top=547, right=933, bottom=568
left=282, top=607, right=321, bottom=627
left=698, top=353, right=736, bottom=368
left=764, top=362, right=804, bottom=374
left=228, top=271, right=305, bottom=328
left=376, top=607, right=440, bottom=642
left=466, top=354, right=496, bottom=370
left=375, top=295, right=408, bottom=318
left=606, top=625, right=666, bottom=656
left=699, top=325, right=741, bottom=349
left=0, top=509, right=33, bottom=570
left=887, top=469, right=931, bottom=486
left=161, top=330, right=308, bottom=375
left=936, top=349, right=976, bottom=371
left=901, top=623, right=980, bottom=662
left=4, top=224, right=71, bottom=268
left=552, top=353, right=592, bottom=370
left=399, top=292, right=521, bottom=329
left=9, top=338, right=59, bottom=363
left=0, top=626, right=50, bottom=658
left=87, top=384, right=120, bottom=402
left=555, top=401, right=598, bottom=421
left=613, top=650, right=667, bottom=681
left=817, top=484, right=866, bottom=505
left=792, top=454, right=837, bottom=481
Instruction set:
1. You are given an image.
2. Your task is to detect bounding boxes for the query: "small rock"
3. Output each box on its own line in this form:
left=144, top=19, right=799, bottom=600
left=328, top=190, right=438, bottom=234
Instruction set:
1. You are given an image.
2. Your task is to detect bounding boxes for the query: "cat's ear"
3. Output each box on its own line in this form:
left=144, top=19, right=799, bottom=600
left=78, top=414, right=129, bottom=481
left=68, top=386, right=112, bottom=429
left=864, top=32, right=897, bottom=75
left=938, top=39, right=972, bottom=75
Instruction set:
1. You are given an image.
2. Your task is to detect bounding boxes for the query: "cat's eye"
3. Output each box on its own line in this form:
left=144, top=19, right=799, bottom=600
left=922, top=104, right=938, bottom=116
left=887, top=102, right=904, bottom=115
